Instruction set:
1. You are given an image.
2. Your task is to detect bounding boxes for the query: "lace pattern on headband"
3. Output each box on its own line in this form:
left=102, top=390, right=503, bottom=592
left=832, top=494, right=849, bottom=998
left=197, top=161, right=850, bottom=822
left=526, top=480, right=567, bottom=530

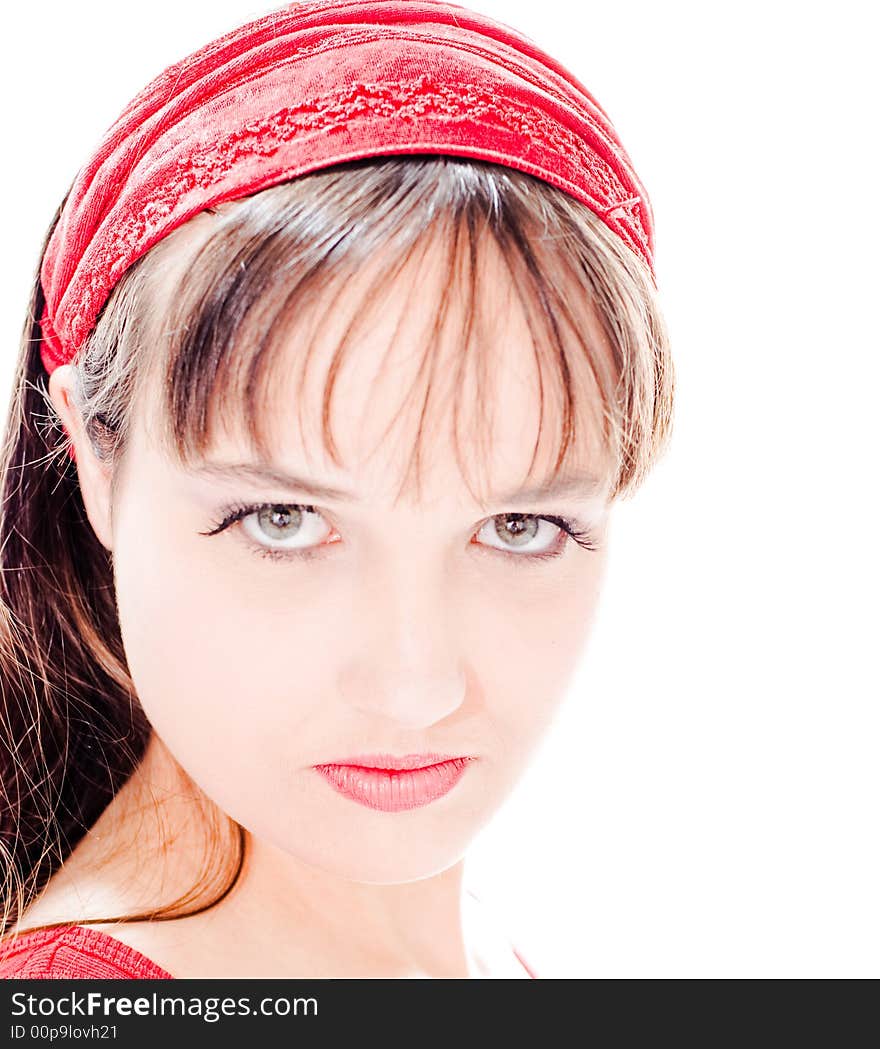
left=56, top=73, right=649, bottom=361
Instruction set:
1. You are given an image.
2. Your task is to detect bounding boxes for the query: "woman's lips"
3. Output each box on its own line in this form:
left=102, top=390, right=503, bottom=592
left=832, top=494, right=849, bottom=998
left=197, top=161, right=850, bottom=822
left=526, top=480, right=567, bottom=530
left=313, top=755, right=473, bottom=811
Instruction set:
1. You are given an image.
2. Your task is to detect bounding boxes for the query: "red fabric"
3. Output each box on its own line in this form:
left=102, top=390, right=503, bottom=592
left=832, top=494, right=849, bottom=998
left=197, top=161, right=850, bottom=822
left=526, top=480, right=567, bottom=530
left=39, top=0, right=654, bottom=378
left=0, top=926, right=173, bottom=980
left=0, top=925, right=536, bottom=978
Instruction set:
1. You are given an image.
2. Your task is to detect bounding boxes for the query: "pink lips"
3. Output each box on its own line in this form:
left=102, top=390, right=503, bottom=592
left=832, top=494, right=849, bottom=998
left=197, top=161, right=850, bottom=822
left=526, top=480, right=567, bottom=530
left=314, top=753, right=472, bottom=811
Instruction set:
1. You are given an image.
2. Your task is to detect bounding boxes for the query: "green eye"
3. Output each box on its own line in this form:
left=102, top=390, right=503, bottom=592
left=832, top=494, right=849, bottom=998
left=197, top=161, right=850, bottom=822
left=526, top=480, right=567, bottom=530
left=201, top=504, right=597, bottom=564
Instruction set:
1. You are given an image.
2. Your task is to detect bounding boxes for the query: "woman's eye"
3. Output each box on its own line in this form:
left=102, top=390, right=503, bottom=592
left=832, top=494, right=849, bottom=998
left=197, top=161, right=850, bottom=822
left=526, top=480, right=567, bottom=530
left=241, top=503, right=334, bottom=556
left=202, top=504, right=596, bottom=563
left=201, top=502, right=336, bottom=561
left=476, top=513, right=595, bottom=561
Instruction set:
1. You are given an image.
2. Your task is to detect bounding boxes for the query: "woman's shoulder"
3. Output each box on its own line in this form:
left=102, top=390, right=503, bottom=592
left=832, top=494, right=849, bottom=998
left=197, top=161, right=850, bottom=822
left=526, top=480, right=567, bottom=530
left=464, top=888, right=540, bottom=979
left=1, top=903, right=538, bottom=980
left=0, top=925, right=174, bottom=980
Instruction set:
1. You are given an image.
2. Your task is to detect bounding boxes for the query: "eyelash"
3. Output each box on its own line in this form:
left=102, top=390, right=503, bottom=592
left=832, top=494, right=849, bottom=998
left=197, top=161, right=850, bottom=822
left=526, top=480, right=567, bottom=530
left=200, top=501, right=599, bottom=565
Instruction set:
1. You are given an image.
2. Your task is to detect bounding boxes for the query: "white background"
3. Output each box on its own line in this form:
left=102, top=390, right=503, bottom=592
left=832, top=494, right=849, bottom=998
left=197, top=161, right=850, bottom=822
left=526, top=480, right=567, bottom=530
left=1, top=2, right=876, bottom=977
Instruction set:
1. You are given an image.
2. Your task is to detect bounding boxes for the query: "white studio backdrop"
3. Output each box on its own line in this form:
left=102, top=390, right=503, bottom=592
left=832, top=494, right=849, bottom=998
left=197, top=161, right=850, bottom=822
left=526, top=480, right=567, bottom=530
left=1, top=1, right=876, bottom=978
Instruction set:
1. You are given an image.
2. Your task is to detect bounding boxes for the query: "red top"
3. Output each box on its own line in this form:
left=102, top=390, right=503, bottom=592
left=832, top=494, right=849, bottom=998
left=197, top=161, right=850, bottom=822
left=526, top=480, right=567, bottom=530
left=0, top=924, right=537, bottom=979
left=0, top=926, right=173, bottom=980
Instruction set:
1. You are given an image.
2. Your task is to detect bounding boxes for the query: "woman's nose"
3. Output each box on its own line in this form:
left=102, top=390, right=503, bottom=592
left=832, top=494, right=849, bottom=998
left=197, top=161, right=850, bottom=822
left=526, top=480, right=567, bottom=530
left=338, top=568, right=468, bottom=729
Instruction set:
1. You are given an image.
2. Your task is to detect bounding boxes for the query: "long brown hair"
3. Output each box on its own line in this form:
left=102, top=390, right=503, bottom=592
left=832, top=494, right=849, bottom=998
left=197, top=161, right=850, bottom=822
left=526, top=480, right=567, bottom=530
left=0, top=155, right=674, bottom=943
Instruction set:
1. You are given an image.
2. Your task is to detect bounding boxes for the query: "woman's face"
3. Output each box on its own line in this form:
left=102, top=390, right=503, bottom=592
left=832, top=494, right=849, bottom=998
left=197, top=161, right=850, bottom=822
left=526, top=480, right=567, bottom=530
left=88, top=228, right=614, bottom=884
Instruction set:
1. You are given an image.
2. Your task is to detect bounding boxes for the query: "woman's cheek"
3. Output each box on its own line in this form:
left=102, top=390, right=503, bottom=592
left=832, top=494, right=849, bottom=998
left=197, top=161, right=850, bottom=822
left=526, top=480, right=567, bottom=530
left=110, top=526, right=294, bottom=775
left=478, top=558, right=608, bottom=754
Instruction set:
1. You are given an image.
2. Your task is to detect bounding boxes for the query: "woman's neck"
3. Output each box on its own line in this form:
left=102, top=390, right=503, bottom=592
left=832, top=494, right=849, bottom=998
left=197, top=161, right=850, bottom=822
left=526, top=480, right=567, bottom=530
left=18, top=735, right=488, bottom=978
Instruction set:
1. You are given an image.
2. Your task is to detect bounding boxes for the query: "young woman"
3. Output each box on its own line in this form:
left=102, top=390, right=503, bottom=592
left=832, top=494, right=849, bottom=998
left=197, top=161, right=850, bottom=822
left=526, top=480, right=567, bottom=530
left=0, top=0, right=673, bottom=978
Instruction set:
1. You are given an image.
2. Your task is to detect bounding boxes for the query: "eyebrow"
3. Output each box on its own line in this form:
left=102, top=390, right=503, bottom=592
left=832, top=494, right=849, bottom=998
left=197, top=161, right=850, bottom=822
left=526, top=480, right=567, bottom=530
left=188, top=460, right=605, bottom=505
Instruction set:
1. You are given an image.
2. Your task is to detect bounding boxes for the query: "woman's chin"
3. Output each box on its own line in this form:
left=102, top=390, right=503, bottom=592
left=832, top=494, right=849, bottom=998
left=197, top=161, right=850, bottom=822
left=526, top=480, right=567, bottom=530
left=287, top=842, right=470, bottom=885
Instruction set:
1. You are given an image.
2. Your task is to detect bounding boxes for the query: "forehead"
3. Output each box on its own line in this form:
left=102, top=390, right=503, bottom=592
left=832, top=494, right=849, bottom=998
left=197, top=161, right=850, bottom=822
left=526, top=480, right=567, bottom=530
left=145, top=216, right=614, bottom=508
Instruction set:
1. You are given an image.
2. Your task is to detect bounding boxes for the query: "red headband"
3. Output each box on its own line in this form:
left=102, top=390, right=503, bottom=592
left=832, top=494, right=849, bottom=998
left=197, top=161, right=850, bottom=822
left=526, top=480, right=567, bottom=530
left=39, top=0, right=654, bottom=377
